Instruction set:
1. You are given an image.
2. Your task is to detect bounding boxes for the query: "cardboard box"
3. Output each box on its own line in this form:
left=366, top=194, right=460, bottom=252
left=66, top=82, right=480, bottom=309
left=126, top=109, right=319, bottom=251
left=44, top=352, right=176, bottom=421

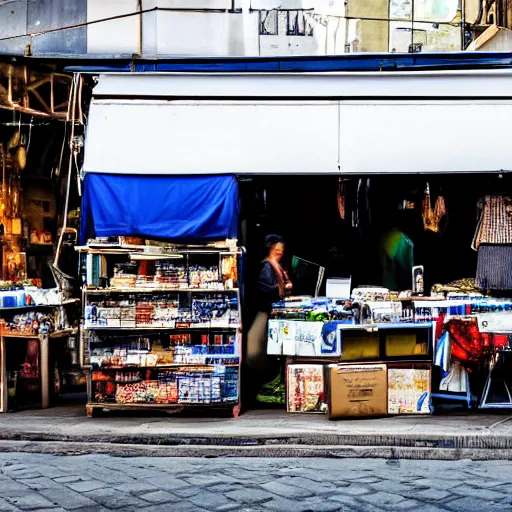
left=388, top=367, right=431, bottom=414
left=328, top=364, right=387, bottom=418
left=287, top=364, right=325, bottom=413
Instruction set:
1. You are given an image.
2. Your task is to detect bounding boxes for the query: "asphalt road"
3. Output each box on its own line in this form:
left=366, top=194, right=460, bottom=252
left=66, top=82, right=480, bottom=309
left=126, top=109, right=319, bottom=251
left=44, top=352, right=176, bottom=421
left=0, top=453, right=511, bottom=511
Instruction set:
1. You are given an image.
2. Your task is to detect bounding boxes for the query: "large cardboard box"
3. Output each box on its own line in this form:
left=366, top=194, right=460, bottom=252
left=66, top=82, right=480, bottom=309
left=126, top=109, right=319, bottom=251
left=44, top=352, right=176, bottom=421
left=328, top=364, right=387, bottom=418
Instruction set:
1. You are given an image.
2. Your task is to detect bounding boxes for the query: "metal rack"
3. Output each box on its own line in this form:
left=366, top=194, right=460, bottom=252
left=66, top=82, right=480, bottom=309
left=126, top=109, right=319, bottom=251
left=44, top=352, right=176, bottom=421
left=79, top=244, right=243, bottom=418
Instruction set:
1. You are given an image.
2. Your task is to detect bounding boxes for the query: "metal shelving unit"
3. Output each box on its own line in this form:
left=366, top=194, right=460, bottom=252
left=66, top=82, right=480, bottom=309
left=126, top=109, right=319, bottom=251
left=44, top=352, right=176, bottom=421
left=80, top=244, right=243, bottom=418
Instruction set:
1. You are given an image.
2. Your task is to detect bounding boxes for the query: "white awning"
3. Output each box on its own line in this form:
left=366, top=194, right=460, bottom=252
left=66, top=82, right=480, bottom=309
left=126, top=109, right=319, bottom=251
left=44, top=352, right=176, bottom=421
left=84, top=71, right=512, bottom=175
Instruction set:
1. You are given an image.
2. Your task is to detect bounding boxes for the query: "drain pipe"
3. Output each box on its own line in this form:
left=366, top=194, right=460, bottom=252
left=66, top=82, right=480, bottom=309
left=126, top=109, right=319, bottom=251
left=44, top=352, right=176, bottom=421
left=138, top=0, right=143, bottom=57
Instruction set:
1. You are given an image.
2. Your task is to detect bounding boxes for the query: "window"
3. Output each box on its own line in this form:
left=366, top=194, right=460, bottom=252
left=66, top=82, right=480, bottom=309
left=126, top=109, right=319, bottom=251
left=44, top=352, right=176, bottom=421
left=259, top=10, right=278, bottom=35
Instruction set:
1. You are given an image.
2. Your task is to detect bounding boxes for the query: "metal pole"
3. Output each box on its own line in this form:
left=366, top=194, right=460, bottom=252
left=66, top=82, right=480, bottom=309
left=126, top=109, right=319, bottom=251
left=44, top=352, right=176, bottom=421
left=461, top=0, right=465, bottom=50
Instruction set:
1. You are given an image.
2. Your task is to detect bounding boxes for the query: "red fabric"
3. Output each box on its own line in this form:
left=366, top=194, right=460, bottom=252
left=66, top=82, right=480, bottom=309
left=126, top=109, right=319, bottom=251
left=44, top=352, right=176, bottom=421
left=435, top=312, right=445, bottom=345
left=493, top=334, right=509, bottom=348
left=445, top=318, right=488, bottom=365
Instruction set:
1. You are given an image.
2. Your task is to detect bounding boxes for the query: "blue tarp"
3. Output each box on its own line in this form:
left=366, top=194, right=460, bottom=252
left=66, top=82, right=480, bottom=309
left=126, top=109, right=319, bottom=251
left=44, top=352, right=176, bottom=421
left=80, top=174, right=239, bottom=244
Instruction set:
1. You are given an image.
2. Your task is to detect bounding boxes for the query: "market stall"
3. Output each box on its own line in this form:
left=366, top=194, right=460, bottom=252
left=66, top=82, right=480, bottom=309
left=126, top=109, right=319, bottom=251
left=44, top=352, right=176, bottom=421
left=78, top=172, right=242, bottom=417
left=259, top=176, right=512, bottom=418
left=0, top=118, right=81, bottom=413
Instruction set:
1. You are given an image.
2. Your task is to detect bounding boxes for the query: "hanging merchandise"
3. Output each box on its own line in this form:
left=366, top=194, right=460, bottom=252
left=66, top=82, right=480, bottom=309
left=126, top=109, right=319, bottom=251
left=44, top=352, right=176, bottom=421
left=472, top=195, right=512, bottom=250
left=337, top=178, right=346, bottom=220
left=434, top=194, right=446, bottom=221
left=439, top=362, right=467, bottom=393
left=354, top=178, right=371, bottom=231
left=422, top=183, right=439, bottom=232
left=444, top=317, right=489, bottom=366
left=476, top=244, right=512, bottom=290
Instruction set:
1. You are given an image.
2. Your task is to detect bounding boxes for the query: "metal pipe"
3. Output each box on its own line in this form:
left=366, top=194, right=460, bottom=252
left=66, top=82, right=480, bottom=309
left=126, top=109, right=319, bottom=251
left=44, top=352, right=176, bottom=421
left=461, top=0, right=465, bottom=50
left=54, top=73, right=79, bottom=271
left=137, top=0, right=143, bottom=57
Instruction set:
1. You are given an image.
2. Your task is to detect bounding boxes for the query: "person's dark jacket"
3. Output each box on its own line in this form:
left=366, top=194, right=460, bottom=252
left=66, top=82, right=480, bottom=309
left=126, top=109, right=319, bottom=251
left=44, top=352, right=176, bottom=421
left=258, top=261, right=282, bottom=313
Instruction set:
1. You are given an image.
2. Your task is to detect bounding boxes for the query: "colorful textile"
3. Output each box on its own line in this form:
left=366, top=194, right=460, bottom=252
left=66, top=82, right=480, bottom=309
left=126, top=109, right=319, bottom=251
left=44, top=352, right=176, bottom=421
left=445, top=318, right=488, bottom=366
left=472, top=195, right=512, bottom=250
left=378, top=229, right=414, bottom=291
left=476, top=244, right=512, bottom=290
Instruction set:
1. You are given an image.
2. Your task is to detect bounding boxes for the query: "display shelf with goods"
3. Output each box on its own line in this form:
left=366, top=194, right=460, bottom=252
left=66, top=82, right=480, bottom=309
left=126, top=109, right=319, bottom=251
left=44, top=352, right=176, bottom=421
left=80, top=242, right=243, bottom=417
left=268, top=288, right=512, bottom=416
left=0, top=297, right=81, bottom=413
left=268, top=293, right=436, bottom=416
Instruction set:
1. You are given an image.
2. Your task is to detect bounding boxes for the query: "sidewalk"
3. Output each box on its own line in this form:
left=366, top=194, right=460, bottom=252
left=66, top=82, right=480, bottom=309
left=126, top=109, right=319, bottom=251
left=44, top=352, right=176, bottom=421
left=1, top=404, right=512, bottom=459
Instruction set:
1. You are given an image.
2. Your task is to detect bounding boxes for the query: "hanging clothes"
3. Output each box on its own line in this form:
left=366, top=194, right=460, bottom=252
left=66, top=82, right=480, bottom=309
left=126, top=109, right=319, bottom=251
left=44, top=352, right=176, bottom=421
left=476, top=244, right=512, bottom=290
left=445, top=317, right=488, bottom=366
left=434, top=331, right=451, bottom=372
left=434, top=195, right=446, bottom=221
left=472, top=195, right=512, bottom=251
left=337, top=179, right=348, bottom=221
left=354, top=178, right=371, bottom=231
left=377, top=229, right=414, bottom=291
left=439, top=362, right=467, bottom=393
left=422, top=184, right=438, bottom=232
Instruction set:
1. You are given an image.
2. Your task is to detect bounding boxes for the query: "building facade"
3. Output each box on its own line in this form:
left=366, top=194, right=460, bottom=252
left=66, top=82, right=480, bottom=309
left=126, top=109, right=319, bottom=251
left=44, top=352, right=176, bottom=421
left=0, top=0, right=494, bottom=57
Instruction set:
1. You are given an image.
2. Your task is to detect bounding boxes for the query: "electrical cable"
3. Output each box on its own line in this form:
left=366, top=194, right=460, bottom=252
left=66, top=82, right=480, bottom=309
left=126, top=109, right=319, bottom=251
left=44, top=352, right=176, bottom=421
left=53, top=73, right=79, bottom=273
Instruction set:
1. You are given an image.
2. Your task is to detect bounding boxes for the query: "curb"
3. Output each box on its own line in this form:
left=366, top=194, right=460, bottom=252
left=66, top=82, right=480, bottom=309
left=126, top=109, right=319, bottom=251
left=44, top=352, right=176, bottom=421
left=0, top=431, right=511, bottom=450
left=0, top=440, right=510, bottom=460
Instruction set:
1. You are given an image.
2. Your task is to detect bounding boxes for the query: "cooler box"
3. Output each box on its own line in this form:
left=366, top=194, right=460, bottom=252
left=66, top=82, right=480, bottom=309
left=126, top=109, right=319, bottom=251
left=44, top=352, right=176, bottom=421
left=328, top=364, right=387, bottom=419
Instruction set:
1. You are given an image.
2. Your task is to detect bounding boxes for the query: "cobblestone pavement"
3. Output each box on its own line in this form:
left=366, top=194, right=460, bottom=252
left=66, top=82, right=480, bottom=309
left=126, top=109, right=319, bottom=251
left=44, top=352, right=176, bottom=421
left=1, top=454, right=512, bottom=512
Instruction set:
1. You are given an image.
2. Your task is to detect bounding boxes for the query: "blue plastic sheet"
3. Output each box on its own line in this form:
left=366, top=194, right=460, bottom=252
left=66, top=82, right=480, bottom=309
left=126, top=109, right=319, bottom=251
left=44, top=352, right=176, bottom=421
left=80, top=173, right=238, bottom=243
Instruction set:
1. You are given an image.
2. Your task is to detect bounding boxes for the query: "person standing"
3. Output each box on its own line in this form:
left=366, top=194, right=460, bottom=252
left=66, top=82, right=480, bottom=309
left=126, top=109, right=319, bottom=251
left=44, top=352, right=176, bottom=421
left=246, top=235, right=292, bottom=402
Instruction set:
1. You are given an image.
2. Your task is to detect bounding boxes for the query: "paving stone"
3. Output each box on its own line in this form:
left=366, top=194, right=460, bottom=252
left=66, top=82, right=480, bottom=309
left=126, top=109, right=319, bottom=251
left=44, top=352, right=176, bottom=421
left=225, top=488, right=276, bottom=504
left=329, top=493, right=365, bottom=509
left=4, top=493, right=55, bottom=511
left=172, top=486, right=202, bottom=498
left=66, top=479, right=110, bottom=493
left=188, top=490, right=237, bottom=510
left=3, top=471, right=41, bottom=480
left=18, top=477, right=62, bottom=490
left=114, top=481, right=160, bottom=494
left=445, top=497, right=508, bottom=512
left=369, top=479, right=421, bottom=494
left=139, top=490, right=177, bottom=504
left=337, top=483, right=372, bottom=496
left=82, top=487, right=147, bottom=510
left=411, top=478, right=464, bottom=491
left=262, top=496, right=319, bottom=512
left=349, top=476, right=385, bottom=484
left=73, top=507, right=110, bottom=512
left=261, top=480, right=314, bottom=499
left=0, top=480, right=30, bottom=496
left=208, top=483, right=245, bottom=493
left=299, top=497, right=345, bottom=512
left=184, top=475, right=225, bottom=488
left=146, top=476, right=191, bottom=491
left=275, top=476, right=337, bottom=494
left=452, top=485, right=506, bottom=502
left=54, top=476, right=92, bottom=484
left=137, top=503, right=208, bottom=512
left=406, top=487, right=453, bottom=502
left=0, top=497, right=20, bottom=512
left=39, top=487, right=98, bottom=510
left=360, top=491, right=421, bottom=510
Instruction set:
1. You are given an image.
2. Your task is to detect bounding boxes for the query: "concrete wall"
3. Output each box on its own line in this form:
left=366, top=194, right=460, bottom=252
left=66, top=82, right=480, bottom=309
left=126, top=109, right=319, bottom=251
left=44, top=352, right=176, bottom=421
left=0, top=0, right=86, bottom=55
left=0, top=0, right=464, bottom=57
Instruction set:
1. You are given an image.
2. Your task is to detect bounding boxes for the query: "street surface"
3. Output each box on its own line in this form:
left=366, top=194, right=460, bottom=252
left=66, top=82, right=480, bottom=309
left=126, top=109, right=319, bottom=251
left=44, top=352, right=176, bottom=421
left=0, top=454, right=511, bottom=511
